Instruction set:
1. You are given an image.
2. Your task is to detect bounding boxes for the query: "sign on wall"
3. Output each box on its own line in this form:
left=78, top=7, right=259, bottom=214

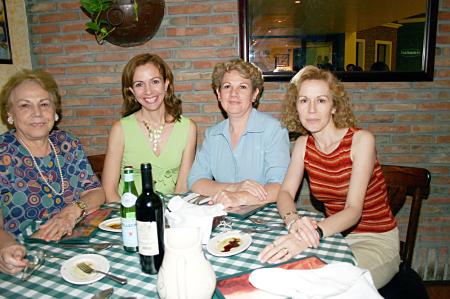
left=0, top=0, right=12, bottom=64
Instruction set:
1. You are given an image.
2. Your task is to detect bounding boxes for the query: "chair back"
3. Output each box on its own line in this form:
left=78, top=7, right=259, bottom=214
left=87, top=154, right=106, bottom=180
left=381, top=165, right=431, bottom=268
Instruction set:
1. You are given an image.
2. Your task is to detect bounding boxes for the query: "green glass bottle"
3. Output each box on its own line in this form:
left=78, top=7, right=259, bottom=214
left=121, top=166, right=138, bottom=252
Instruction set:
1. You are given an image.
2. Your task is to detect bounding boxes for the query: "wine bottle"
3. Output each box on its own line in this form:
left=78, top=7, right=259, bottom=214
left=120, top=166, right=139, bottom=252
left=135, top=163, right=165, bottom=274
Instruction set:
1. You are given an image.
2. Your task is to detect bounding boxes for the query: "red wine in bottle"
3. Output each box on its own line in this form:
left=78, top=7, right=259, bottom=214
left=135, top=163, right=165, bottom=274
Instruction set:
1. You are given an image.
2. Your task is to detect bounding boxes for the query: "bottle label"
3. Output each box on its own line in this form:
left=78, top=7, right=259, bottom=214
left=121, top=192, right=137, bottom=208
left=136, top=221, right=159, bottom=256
left=121, top=217, right=138, bottom=247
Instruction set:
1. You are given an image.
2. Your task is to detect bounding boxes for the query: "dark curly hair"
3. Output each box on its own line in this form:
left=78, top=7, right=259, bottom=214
left=121, top=53, right=181, bottom=122
left=283, top=65, right=356, bottom=134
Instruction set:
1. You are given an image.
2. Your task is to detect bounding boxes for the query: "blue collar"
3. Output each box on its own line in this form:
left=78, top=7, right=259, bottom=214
left=210, top=108, right=265, bottom=136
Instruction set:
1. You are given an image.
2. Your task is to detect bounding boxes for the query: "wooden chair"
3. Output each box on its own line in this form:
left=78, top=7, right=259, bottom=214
left=378, top=164, right=431, bottom=299
left=87, top=154, right=106, bottom=180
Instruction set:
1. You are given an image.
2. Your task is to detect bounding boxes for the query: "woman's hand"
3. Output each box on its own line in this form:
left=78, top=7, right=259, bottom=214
left=0, top=243, right=27, bottom=275
left=210, top=190, right=247, bottom=208
left=289, top=216, right=321, bottom=248
left=36, top=204, right=80, bottom=242
left=229, top=180, right=268, bottom=201
left=258, top=233, right=308, bottom=264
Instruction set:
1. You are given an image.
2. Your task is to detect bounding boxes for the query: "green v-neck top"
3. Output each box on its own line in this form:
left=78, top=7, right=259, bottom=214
left=119, top=113, right=190, bottom=195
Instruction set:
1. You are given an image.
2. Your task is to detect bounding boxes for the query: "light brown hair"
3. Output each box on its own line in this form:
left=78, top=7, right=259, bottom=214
left=283, top=65, right=356, bottom=134
left=121, top=53, right=181, bottom=121
left=0, top=69, right=62, bottom=129
left=211, top=59, right=264, bottom=108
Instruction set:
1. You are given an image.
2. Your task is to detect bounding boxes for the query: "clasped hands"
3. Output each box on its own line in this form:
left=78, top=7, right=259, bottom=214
left=209, top=180, right=268, bottom=208
left=259, top=216, right=321, bottom=264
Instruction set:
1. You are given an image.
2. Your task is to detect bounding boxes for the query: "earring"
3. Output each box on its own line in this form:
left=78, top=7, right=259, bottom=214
left=7, top=115, right=13, bottom=125
left=55, top=114, right=59, bottom=121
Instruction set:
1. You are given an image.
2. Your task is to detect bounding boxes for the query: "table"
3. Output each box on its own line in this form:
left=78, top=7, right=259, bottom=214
left=0, top=204, right=355, bottom=299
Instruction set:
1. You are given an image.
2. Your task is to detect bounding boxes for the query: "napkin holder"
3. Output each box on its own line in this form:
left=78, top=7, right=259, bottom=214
left=165, top=196, right=226, bottom=244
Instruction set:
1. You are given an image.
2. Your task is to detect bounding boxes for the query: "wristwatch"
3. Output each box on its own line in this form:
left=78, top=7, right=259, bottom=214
left=316, top=225, right=324, bottom=239
left=73, top=200, right=88, bottom=219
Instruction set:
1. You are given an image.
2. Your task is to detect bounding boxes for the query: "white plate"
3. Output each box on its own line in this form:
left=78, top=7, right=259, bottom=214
left=98, top=217, right=121, bottom=232
left=207, top=230, right=252, bottom=257
left=60, top=254, right=110, bottom=285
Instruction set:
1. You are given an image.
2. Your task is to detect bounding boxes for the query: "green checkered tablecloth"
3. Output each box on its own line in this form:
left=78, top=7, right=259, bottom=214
left=0, top=204, right=355, bottom=298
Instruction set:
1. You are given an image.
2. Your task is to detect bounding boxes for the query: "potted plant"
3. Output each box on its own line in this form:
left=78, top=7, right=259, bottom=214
left=80, top=0, right=117, bottom=44
left=80, top=0, right=165, bottom=47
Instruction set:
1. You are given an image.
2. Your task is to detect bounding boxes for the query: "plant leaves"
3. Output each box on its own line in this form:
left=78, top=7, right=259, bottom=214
left=85, top=21, right=100, bottom=31
left=80, top=0, right=100, bottom=13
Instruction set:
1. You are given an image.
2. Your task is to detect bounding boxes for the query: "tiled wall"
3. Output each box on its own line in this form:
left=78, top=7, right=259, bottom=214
left=23, top=0, right=450, bottom=278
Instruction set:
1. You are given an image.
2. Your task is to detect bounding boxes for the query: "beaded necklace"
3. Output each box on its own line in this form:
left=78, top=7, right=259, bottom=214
left=142, top=119, right=165, bottom=152
left=19, top=137, right=65, bottom=196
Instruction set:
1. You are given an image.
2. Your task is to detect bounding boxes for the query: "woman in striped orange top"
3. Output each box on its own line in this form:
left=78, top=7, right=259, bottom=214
left=259, top=66, right=400, bottom=288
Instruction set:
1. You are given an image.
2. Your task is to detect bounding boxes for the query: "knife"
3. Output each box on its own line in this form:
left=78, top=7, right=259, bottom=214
left=91, top=287, right=114, bottom=299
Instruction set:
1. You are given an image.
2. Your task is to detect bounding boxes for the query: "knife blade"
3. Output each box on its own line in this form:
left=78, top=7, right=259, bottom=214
left=91, top=287, right=114, bottom=299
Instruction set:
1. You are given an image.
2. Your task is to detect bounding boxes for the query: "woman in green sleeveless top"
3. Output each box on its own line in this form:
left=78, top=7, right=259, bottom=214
left=103, top=53, right=197, bottom=201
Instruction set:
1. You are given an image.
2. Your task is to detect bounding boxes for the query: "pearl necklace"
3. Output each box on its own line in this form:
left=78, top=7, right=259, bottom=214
left=142, top=119, right=165, bottom=152
left=19, top=137, right=65, bottom=196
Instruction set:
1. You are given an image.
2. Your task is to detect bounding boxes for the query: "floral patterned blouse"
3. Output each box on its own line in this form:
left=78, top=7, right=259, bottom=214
left=0, top=130, right=100, bottom=235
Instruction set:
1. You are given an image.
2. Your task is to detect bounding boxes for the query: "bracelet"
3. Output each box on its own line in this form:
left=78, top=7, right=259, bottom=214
left=286, top=219, right=297, bottom=231
left=316, top=225, right=324, bottom=239
left=73, top=200, right=87, bottom=222
left=282, top=210, right=298, bottom=221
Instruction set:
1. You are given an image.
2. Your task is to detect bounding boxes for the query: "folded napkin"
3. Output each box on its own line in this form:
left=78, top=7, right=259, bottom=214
left=249, top=262, right=383, bottom=299
left=165, top=195, right=226, bottom=244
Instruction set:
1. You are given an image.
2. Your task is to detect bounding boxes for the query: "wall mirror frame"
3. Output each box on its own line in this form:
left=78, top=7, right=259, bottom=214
left=239, top=0, right=439, bottom=82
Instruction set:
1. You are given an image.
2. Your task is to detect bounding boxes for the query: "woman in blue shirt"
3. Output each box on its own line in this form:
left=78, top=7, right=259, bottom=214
left=188, top=59, right=290, bottom=208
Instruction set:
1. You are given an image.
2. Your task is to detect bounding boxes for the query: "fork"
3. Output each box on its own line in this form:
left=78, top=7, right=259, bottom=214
left=77, top=262, right=128, bottom=285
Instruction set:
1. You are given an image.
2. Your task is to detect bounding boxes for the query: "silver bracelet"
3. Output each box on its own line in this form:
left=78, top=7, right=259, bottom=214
left=286, top=218, right=297, bottom=231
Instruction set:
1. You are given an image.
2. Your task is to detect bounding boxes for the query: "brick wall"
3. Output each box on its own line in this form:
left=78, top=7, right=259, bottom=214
left=25, top=0, right=449, bottom=278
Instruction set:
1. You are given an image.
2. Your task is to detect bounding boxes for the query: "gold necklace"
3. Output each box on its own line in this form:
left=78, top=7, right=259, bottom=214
left=19, top=137, right=65, bottom=196
left=142, top=119, right=165, bottom=152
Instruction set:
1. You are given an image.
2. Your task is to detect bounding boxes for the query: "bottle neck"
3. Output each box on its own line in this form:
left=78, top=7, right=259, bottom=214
left=124, top=172, right=134, bottom=182
left=141, top=168, right=153, bottom=192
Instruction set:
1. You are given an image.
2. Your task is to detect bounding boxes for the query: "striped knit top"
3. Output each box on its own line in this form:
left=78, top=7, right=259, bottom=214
left=304, top=128, right=397, bottom=234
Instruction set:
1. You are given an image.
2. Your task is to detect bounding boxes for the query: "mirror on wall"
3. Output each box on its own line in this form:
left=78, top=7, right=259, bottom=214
left=239, top=0, right=439, bottom=82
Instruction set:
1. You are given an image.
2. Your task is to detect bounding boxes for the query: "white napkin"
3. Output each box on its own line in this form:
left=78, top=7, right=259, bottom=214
left=248, top=262, right=383, bottom=299
left=165, top=195, right=226, bottom=244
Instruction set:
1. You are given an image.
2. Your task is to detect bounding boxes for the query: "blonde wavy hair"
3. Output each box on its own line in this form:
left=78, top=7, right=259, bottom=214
left=211, top=59, right=264, bottom=107
left=283, top=65, right=356, bottom=134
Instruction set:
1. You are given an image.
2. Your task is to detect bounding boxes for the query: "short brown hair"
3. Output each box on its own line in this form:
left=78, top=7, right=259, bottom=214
left=283, top=65, right=356, bottom=134
left=0, top=69, right=62, bottom=129
left=211, top=59, right=264, bottom=108
left=121, top=53, right=181, bottom=122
